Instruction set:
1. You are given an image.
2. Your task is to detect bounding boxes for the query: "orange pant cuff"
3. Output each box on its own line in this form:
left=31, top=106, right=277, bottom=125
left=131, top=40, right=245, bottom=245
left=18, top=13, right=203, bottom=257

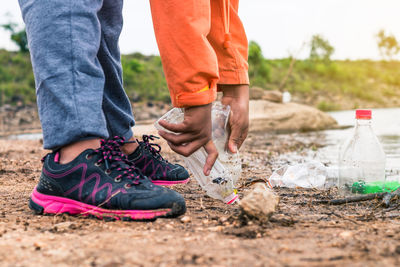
left=217, top=69, right=249, bottom=86
left=173, top=87, right=217, bottom=108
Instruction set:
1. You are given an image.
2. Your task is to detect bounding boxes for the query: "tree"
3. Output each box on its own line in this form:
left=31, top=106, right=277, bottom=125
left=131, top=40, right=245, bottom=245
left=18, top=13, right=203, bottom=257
left=376, top=30, right=400, bottom=60
left=248, top=41, right=270, bottom=86
left=1, top=22, right=28, bottom=52
left=309, top=34, right=334, bottom=62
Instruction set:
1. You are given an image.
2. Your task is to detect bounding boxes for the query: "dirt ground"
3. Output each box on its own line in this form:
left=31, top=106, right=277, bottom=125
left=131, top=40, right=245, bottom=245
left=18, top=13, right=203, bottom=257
left=0, top=131, right=399, bottom=267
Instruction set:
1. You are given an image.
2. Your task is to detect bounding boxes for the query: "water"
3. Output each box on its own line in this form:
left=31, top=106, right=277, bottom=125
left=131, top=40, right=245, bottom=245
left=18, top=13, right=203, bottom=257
left=6, top=132, right=43, bottom=140
left=319, top=108, right=400, bottom=181
left=5, top=108, right=400, bottom=181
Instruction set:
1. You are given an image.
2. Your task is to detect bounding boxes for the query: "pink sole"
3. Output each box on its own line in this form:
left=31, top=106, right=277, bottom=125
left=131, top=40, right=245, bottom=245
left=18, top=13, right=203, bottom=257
left=30, top=188, right=171, bottom=220
left=151, top=178, right=190, bottom=186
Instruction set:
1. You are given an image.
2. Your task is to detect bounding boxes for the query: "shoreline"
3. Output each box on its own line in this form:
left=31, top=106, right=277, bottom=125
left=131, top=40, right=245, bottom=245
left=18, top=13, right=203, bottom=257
left=0, top=131, right=399, bottom=265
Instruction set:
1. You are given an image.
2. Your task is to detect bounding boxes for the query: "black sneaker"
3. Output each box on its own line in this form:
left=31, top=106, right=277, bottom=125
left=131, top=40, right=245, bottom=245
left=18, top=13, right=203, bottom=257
left=29, top=136, right=186, bottom=221
left=127, top=135, right=190, bottom=186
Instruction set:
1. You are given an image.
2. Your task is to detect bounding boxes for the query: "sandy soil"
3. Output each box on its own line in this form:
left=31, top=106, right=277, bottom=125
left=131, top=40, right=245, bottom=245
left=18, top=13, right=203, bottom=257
left=0, top=132, right=399, bottom=267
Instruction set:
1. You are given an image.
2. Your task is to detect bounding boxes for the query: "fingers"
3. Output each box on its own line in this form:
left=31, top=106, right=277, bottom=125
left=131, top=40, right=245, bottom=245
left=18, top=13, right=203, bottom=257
left=167, top=138, right=204, bottom=157
left=203, top=140, right=218, bottom=176
left=167, top=138, right=219, bottom=177
left=228, top=125, right=248, bottom=153
left=158, top=130, right=198, bottom=146
left=158, top=120, right=189, bottom=133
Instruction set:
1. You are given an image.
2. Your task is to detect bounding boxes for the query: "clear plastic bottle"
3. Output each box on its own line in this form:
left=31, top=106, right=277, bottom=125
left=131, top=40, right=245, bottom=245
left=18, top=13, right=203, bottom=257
left=338, top=109, right=386, bottom=195
left=154, top=102, right=241, bottom=204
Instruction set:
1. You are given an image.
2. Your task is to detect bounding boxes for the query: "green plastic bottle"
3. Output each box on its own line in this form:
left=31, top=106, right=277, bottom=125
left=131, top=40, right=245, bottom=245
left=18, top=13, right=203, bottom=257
left=351, top=181, right=400, bottom=194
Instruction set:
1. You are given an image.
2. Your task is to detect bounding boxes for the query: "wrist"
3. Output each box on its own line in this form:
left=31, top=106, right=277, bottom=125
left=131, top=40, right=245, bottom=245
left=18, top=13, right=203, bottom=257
left=219, top=84, right=249, bottom=98
left=184, top=102, right=212, bottom=112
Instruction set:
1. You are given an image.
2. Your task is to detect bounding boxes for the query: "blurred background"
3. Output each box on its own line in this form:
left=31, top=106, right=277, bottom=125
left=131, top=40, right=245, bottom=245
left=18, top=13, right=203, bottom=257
left=0, top=0, right=399, bottom=127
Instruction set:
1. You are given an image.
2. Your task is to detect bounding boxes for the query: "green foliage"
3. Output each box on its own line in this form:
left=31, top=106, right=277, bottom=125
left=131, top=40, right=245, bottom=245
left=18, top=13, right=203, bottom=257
left=0, top=50, right=35, bottom=105
left=376, top=30, right=400, bottom=60
left=121, top=54, right=170, bottom=102
left=1, top=44, right=400, bottom=111
left=309, top=35, right=334, bottom=62
left=248, top=41, right=270, bottom=87
left=1, top=23, right=28, bottom=53
left=317, top=101, right=340, bottom=111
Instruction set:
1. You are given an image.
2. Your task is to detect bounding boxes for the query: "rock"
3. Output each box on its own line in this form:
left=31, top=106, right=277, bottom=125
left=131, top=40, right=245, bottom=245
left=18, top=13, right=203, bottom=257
left=239, top=183, right=279, bottom=221
left=249, top=100, right=338, bottom=133
left=33, top=242, right=45, bottom=250
left=249, top=87, right=283, bottom=103
left=249, top=87, right=266, bottom=100
left=339, top=231, right=353, bottom=239
left=262, top=90, right=283, bottom=103
left=165, top=224, right=174, bottom=230
left=52, top=221, right=77, bottom=232
left=180, top=216, right=192, bottom=224
left=208, top=226, right=223, bottom=232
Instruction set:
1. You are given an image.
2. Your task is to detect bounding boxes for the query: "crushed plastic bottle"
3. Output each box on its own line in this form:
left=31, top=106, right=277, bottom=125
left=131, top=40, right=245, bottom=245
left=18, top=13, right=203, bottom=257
left=154, top=101, right=241, bottom=204
left=338, top=109, right=386, bottom=195
left=267, top=161, right=327, bottom=189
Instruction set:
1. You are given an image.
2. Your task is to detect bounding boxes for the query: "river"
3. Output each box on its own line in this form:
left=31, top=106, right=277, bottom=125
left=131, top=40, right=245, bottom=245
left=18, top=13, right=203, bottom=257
left=6, top=108, right=400, bottom=181
left=316, top=108, right=400, bottom=181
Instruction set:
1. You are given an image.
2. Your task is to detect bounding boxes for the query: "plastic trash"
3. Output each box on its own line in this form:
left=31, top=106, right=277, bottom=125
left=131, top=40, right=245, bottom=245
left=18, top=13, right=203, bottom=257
left=351, top=181, right=400, bottom=194
left=282, top=91, right=291, bottom=103
left=267, top=161, right=327, bottom=189
left=338, top=110, right=386, bottom=195
left=154, top=101, right=241, bottom=204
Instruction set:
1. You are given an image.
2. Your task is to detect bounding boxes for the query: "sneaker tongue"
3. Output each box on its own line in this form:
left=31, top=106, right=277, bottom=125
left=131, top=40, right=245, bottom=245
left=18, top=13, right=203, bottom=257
left=95, top=137, right=145, bottom=182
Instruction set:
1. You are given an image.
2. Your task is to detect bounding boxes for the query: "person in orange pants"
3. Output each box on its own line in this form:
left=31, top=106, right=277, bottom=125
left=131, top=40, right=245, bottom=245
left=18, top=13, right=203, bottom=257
left=151, top=0, right=250, bottom=175
left=18, top=0, right=248, bottom=220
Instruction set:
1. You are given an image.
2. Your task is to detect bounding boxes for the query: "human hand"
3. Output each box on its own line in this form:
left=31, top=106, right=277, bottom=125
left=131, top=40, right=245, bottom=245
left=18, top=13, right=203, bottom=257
left=158, top=103, right=218, bottom=176
left=220, top=84, right=249, bottom=153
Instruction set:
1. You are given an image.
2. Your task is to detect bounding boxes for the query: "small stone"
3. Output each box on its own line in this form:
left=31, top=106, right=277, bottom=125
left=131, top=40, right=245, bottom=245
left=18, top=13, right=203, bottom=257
left=33, top=242, right=45, bottom=250
left=53, top=221, right=76, bottom=232
left=339, top=231, right=353, bottom=239
left=239, top=183, right=279, bottom=221
left=219, top=216, right=228, bottom=224
left=180, top=216, right=191, bottom=224
left=165, top=224, right=174, bottom=230
left=208, top=226, right=223, bottom=232
left=202, top=219, right=209, bottom=225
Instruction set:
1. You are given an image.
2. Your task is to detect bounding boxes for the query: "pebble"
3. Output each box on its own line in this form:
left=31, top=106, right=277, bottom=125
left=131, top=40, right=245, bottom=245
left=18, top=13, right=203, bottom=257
left=219, top=216, right=228, bottom=223
left=208, top=226, right=223, bottom=232
left=33, top=242, right=45, bottom=250
left=165, top=224, right=174, bottom=230
left=180, top=216, right=191, bottom=224
left=339, top=231, right=353, bottom=239
left=53, top=221, right=77, bottom=232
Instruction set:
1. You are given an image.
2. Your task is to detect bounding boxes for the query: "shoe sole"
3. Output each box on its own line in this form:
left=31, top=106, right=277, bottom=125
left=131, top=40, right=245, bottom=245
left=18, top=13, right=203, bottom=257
left=152, top=178, right=190, bottom=186
left=29, top=187, right=185, bottom=221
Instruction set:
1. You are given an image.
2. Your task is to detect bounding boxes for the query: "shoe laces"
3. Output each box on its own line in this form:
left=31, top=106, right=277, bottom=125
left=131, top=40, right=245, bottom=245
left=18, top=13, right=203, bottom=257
left=91, top=136, right=144, bottom=184
left=138, top=135, right=168, bottom=162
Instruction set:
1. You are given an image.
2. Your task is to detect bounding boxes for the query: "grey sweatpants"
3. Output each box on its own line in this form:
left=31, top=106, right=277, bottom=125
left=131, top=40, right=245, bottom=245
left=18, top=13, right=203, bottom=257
left=19, top=0, right=135, bottom=150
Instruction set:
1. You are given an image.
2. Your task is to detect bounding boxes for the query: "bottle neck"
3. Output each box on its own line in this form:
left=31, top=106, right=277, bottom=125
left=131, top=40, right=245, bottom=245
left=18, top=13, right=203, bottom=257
left=356, top=119, right=371, bottom=127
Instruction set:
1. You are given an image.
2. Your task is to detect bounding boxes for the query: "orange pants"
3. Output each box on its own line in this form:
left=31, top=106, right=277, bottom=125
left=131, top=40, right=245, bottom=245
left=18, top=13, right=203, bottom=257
left=150, top=0, right=249, bottom=107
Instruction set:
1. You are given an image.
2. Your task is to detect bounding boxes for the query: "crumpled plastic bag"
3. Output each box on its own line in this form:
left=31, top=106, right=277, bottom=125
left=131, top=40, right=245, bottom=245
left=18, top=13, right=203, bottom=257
left=267, top=161, right=327, bottom=189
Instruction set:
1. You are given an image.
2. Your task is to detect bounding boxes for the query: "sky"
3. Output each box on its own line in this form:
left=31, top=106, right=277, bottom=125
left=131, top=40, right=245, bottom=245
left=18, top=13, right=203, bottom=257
left=1, top=0, right=400, bottom=60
